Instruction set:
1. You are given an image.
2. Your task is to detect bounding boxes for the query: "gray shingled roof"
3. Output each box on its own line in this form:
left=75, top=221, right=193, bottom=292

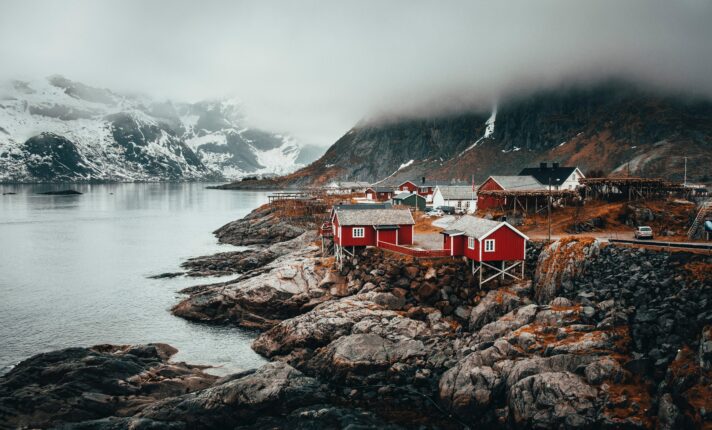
left=446, top=215, right=502, bottom=239
left=336, top=208, right=415, bottom=226
left=367, top=186, right=395, bottom=193
left=393, top=191, right=424, bottom=200
left=333, top=203, right=392, bottom=212
left=488, top=175, right=548, bottom=191
left=436, top=185, right=477, bottom=200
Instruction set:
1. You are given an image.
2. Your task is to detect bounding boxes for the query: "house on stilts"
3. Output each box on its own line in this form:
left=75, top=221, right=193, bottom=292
left=329, top=207, right=415, bottom=268
left=441, top=215, right=528, bottom=287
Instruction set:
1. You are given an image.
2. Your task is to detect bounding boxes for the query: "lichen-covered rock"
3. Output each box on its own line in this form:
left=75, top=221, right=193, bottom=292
left=135, top=362, right=325, bottom=428
left=509, top=371, right=598, bottom=428
left=469, top=287, right=524, bottom=331
left=308, top=333, right=426, bottom=382
left=534, top=237, right=600, bottom=303
left=584, top=357, right=625, bottom=385
left=252, top=297, right=400, bottom=358
left=439, top=340, right=519, bottom=419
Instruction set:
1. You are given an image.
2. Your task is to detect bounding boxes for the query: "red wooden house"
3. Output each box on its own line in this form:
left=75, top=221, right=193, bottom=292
left=477, top=175, right=546, bottom=210
left=398, top=180, right=419, bottom=194
left=365, top=186, right=395, bottom=201
left=398, top=177, right=438, bottom=201
left=332, top=208, right=415, bottom=264
left=441, top=215, right=528, bottom=286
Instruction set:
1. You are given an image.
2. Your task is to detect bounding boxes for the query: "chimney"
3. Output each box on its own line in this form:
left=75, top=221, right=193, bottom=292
left=421, top=176, right=426, bottom=184
left=539, top=162, right=547, bottom=169
left=552, top=162, right=560, bottom=169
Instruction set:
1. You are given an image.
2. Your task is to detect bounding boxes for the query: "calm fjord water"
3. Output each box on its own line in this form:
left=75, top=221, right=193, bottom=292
left=0, top=183, right=269, bottom=375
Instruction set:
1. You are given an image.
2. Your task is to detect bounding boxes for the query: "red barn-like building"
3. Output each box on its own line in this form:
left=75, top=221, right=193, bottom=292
left=477, top=176, right=546, bottom=210
left=398, top=178, right=438, bottom=201
left=441, top=215, right=528, bottom=286
left=333, top=208, right=415, bottom=250
left=365, top=187, right=395, bottom=201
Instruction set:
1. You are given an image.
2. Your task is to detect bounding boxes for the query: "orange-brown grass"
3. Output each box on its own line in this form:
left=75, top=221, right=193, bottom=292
left=519, top=199, right=697, bottom=241
left=602, top=378, right=654, bottom=428
left=413, top=211, right=444, bottom=234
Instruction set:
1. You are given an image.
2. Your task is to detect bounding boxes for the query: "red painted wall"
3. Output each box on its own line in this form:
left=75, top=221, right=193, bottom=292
left=443, top=235, right=465, bottom=256
left=452, top=235, right=465, bottom=256
left=480, top=225, right=526, bottom=261
left=365, top=189, right=393, bottom=201
left=339, top=224, right=377, bottom=247
left=477, top=177, right=505, bottom=210
left=464, top=236, right=479, bottom=260
left=377, top=229, right=397, bottom=244
left=398, top=224, right=413, bottom=245
left=399, top=182, right=418, bottom=193
left=418, top=186, right=434, bottom=196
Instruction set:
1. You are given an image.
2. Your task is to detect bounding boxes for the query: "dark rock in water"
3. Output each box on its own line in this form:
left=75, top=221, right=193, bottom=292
left=37, top=189, right=83, bottom=195
left=0, top=343, right=216, bottom=429
left=2, top=192, right=16, bottom=195
left=149, top=272, right=184, bottom=279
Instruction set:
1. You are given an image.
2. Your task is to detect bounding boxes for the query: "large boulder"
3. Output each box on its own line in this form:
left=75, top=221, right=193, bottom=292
left=534, top=237, right=600, bottom=303
left=308, top=333, right=426, bottom=382
left=508, top=371, right=598, bottom=428
left=135, top=362, right=324, bottom=428
left=172, top=239, right=324, bottom=330
left=469, top=287, right=524, bottom=331
left=252, top=297, right=400, bottom=359
left=439, top=340, right=519, bottom=420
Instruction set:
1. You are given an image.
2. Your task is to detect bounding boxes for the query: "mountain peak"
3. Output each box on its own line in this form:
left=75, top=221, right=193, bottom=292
left=0, top=76, right=320, bottom=183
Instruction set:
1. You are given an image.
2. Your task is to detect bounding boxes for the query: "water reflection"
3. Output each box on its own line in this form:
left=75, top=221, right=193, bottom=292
left=0, top=183, right=269, bottom=375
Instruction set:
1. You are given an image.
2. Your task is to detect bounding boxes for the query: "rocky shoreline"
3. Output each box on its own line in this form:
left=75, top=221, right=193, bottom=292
left=2, top=202, right=710, bottom=429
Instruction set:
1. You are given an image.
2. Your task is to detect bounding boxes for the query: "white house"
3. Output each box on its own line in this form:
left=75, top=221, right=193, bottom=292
left=518, top=162, right=585, bottom=190
left=432, top=185, right=477, bottom=212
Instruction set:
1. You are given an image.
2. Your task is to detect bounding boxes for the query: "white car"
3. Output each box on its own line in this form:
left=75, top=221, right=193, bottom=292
left=634, top=226, right=654, bottom=240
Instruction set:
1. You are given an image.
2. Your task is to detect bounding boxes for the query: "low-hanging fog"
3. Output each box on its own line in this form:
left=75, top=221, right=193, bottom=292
left=1, top=0, right=711, bottom=146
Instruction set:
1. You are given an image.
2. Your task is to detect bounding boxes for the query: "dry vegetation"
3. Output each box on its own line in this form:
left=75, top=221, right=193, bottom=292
left=514, top=199, right=697, bottom=241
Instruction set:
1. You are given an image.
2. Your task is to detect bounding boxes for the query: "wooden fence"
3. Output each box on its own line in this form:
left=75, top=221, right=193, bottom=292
left=377, top=241, right=451, bottom=258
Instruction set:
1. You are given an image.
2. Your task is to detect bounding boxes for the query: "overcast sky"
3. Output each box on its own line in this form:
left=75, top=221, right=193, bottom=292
left=1, top=0, right=711, bottom=146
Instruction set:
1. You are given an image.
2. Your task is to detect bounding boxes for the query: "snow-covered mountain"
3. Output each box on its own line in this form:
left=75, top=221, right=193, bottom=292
left=0, top=76, right=318, bottom=182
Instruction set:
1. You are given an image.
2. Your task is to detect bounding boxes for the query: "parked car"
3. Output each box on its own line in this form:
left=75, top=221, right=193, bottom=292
left=438, top=206, right=456, bottom=215
left=634, top=226, right=654, bottom=240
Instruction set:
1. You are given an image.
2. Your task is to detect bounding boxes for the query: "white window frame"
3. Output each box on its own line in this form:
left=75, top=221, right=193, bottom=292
left=352, top=227, right=365, bottom=238
left=468, top=237, right=475, bottom=249
left=484, top=239, right=495, bottom=252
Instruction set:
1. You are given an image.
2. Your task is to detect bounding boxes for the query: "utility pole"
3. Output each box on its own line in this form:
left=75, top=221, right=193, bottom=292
left=547, top=177, right=552, bottom=243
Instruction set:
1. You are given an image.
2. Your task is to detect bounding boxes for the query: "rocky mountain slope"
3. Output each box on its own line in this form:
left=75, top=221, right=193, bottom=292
left=276, top=82, right=712, bottom=187
left=0, top=76, right=321, bottom=182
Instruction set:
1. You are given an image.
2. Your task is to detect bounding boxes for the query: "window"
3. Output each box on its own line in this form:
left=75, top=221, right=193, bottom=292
left=352, top=227, right=365, bottom=238
left=468, top=237, right=475, bottom=249
left=484, top=239, right=495, bottom=252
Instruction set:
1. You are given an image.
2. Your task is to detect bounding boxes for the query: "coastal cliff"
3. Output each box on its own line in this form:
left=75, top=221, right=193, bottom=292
left=2, top=202, right=710, bottom=429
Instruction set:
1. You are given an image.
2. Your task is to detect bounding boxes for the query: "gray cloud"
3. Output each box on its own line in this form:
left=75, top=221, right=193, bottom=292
left=1, top=0, right=711, bottom=146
